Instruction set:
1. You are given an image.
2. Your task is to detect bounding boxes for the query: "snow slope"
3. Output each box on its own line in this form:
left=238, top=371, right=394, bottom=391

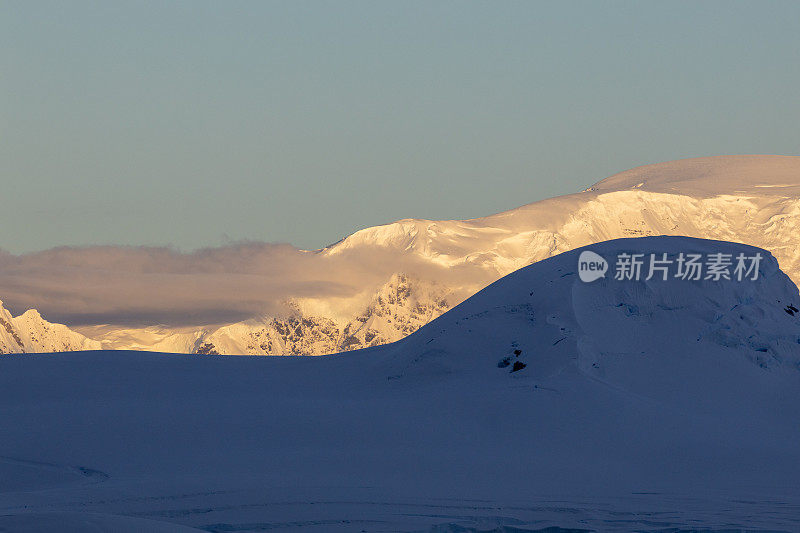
left=1, top=237, right=799, bottom=531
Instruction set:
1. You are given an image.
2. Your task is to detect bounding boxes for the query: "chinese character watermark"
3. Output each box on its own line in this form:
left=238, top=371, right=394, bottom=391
left=578, top=250, right=762, bottom=283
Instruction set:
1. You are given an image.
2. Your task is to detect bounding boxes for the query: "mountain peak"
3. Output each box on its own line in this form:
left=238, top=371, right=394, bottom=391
left=19, top=308, right=42, bottom=320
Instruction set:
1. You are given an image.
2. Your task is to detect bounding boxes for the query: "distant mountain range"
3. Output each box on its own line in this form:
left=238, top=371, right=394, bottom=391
left=3, top=154, right=800, bottom=354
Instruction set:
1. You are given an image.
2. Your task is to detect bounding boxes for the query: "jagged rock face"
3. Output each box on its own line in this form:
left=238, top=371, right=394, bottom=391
left=0, top=301, right=101, bottom=354
left=194, top=274, right=451, bottom=355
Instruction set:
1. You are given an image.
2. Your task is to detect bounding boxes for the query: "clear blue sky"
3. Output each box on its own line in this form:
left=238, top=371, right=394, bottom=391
left=2, top=0, right=798, bottom=254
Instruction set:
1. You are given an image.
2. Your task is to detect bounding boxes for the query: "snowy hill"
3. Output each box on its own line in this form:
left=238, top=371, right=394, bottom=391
left=5, top=155, right=800, bottom=355
left=1, top=237, right=799, bottom=532
left=379, top=236, right=800, bottom=382
left=0, top=300, right=100, bottom=354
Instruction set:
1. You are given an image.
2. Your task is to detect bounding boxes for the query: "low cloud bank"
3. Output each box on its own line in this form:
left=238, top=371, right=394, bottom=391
left=0, top=242, right=491, bottom=327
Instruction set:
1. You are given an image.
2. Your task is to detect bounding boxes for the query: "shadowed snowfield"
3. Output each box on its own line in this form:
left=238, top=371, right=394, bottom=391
left=1, top=237, right=800, bottom=532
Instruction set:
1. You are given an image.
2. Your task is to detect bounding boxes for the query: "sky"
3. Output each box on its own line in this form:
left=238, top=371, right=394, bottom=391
left=1, top=0, right=799, bottom=255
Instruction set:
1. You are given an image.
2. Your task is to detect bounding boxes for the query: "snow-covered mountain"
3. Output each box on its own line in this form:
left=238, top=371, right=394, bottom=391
left=2, top=237, right=799, bottom=531
left=326, top=155, right=800, bottom=281
left=0, top=300, right=101, bottom=354
left=5, top=155, right=800, bottom=355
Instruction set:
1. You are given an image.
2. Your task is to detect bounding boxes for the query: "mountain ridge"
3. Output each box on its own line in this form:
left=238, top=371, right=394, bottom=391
left=3, top=155, right=800, bottom=355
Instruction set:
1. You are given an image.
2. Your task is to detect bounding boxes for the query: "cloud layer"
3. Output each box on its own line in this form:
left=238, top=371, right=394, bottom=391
left=0, top=242, right=487, bottom=327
